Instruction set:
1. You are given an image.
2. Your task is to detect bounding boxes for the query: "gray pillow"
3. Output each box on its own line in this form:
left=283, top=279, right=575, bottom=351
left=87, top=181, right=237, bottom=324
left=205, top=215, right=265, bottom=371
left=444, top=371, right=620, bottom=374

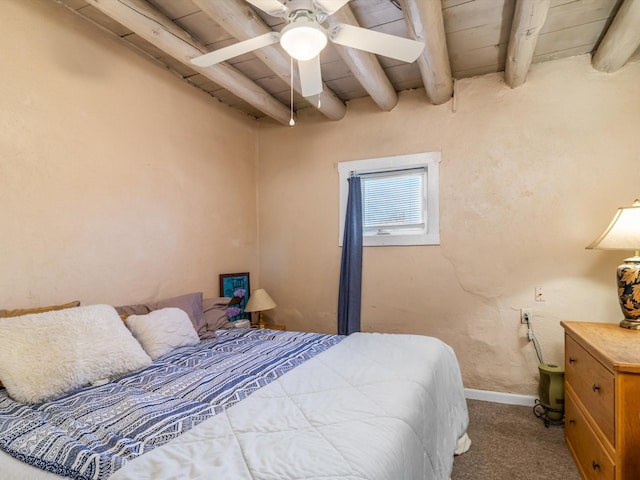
left=202, top=297, right=234, bottom=337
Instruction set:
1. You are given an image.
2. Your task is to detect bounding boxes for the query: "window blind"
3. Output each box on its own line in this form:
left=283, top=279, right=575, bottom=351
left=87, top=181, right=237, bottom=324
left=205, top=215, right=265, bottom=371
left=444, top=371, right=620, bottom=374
left=361, top=168, right=426, bottom=233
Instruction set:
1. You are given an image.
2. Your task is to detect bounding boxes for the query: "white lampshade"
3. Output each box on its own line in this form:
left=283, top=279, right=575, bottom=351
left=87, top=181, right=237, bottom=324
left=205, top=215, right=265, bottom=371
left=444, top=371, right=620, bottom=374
left=587, top=199, right=640, bottom=252
left=280, top=22, right=327, bottom=61
left=244, top=289, right=276, bottom=313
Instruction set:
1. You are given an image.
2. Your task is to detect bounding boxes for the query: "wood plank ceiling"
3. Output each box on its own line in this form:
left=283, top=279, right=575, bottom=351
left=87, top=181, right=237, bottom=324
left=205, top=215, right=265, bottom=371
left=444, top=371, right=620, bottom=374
left=55, top=0, right=640, bottom=125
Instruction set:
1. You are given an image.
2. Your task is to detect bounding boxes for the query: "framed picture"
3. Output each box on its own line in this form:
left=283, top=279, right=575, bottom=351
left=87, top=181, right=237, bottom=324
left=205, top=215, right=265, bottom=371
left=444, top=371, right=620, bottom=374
left=219, top=272, right=250, bottom=321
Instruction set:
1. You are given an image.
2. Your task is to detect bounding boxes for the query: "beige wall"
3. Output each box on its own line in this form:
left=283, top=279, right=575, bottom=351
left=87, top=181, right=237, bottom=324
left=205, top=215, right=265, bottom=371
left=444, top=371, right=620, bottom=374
left=0, top=0, right=259, bottom=307
left=256, top=55, right=640, bottom=395
left=5, top=1, right=640, bottom=397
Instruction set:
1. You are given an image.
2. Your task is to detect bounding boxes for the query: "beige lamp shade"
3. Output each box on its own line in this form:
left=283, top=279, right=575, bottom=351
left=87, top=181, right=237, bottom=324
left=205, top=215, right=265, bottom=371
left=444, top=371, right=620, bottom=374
left=587, top=200, right=640, bottom=252
left=244, top=289, right=276, bottom=313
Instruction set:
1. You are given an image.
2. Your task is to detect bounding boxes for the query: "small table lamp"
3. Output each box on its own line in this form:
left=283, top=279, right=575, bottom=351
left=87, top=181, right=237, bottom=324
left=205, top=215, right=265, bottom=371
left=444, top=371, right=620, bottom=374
left=587, top=199, right=640, bottom=329
left=244, top=289, right=277, bottom=329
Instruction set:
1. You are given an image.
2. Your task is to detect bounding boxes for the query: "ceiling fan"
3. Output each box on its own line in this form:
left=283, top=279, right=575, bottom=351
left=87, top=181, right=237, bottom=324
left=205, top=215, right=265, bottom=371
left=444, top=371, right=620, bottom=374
left=190, top=0, right=424, bottom=98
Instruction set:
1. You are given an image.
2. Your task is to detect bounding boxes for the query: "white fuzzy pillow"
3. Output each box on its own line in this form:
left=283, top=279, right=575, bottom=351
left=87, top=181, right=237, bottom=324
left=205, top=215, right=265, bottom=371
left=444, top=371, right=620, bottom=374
left=0, top=304, right=152, bottom=404
left=125, top=307, right=200, bottom=360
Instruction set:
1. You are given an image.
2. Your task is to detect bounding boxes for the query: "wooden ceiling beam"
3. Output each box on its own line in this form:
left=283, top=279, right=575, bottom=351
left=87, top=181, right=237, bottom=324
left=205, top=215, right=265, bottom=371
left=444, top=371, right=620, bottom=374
left=592, top=0, right=640, bottom=73
left=400, top=0, right=452, bottom=105
left=83, top=0, right=291, bottom=125
left=328, top=5, right=398, bottom=111
left=505, top=0, right=550, bottom=88
left=193, top=0, right=346, bottom=120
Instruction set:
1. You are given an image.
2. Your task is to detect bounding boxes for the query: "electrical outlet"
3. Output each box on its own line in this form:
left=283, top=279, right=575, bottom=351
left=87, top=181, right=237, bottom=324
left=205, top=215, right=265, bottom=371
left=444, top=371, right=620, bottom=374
left=520, top=308, right=533, bottom=324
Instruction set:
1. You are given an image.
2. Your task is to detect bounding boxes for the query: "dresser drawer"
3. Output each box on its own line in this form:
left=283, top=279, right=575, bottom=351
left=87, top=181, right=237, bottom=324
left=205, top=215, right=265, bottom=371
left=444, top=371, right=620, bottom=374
left=565, top=335, right=615, bottom=445
left=566, top=389, right=615, bottom=480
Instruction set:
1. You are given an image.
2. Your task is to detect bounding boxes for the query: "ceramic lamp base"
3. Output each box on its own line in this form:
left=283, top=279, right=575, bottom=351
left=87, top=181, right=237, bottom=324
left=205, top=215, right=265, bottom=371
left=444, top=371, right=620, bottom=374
left=620, top=318, right=640, bottom=329
left=617, top=255, right=640, bottom=329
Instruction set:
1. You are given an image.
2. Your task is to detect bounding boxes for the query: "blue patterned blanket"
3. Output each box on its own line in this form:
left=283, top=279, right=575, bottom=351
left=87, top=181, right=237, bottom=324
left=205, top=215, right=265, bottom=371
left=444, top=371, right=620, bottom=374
left=0, top=328, right=343, bottom=480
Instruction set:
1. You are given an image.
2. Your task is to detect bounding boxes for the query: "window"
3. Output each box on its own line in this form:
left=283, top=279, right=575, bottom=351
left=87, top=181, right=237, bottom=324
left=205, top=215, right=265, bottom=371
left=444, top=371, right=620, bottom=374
left=338, top=152, right=440, bottom=246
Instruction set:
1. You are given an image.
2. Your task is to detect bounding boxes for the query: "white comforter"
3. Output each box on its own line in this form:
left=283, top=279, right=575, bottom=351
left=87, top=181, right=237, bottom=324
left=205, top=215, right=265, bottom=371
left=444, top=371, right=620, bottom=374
left=110, top=332, right=469, bottom=480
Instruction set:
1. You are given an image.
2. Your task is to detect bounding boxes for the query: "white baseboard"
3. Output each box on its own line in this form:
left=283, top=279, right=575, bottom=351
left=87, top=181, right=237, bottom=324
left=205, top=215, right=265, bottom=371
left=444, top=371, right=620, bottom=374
left=464, top=388, right=537, bottom=407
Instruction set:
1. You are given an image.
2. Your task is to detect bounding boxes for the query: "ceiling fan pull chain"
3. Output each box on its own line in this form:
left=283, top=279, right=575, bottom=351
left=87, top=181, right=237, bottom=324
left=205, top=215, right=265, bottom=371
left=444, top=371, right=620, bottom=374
left=289, top=56, right=296, bottom=126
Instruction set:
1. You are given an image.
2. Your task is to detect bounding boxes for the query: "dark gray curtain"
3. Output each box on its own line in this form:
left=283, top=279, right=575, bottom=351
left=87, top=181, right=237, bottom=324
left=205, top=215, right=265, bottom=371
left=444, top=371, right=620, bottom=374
left=338, top=175, right=363, bottom=335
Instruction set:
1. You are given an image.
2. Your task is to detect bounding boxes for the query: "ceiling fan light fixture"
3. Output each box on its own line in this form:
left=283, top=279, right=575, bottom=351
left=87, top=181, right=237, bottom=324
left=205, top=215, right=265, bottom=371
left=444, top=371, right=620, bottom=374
left=280, top=21, right=328, bottom=61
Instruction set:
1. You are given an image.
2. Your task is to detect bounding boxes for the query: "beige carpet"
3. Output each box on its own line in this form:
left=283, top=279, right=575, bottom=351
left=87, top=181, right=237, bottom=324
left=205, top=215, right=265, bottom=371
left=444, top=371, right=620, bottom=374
left=451, top=399, right=581, bottom=480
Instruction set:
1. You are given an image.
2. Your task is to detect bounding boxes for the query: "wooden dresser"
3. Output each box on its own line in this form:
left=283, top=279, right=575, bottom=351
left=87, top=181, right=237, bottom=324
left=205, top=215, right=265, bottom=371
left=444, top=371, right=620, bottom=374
left=561, top=322, right=640, bottom=480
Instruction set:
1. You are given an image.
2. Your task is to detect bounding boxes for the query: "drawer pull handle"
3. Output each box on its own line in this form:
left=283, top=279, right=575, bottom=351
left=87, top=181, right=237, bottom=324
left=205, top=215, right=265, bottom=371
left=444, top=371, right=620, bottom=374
left=568, top=419, right=575, bottom=425
left=569, top=356, right=576, bottom=364
left=592, top=461, right=600, bottom=470
left=592, top=384, right=600, bottom=392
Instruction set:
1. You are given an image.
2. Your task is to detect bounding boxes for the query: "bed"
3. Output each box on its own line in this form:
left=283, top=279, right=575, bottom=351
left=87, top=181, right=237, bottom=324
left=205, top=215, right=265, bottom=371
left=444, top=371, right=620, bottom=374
left=0, top=301, right=470, bottom=480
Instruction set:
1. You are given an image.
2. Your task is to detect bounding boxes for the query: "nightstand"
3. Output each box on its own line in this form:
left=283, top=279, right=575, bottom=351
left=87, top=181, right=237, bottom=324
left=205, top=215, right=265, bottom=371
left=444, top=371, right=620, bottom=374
left=561, top=321, right=640, bottom=480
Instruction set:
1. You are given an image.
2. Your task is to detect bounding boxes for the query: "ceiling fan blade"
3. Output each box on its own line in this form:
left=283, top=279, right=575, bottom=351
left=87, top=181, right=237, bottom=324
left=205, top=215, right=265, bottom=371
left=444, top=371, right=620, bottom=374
left=329, top=23, right=424, bottom=63
left=313, top=0, right=350, bottom=15
left=298, top=56, right=323, bottom=98
left=190, top=32, right=280, bottom=67
left=246, top=0, right=289, bottom=17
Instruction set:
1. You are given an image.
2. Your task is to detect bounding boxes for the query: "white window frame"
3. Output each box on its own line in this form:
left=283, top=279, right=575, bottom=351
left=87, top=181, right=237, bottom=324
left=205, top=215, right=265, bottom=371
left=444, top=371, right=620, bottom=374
left=338, top=152, right=440, bottom=247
